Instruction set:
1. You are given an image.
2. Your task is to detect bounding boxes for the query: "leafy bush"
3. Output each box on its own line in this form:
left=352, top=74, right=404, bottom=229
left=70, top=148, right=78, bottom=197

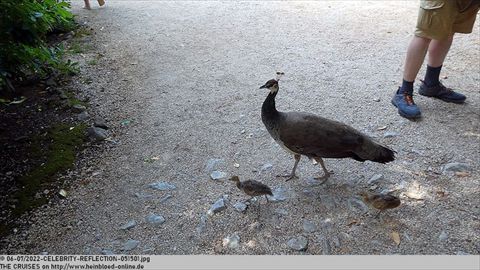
left=0, top=0, right=76, bottom=91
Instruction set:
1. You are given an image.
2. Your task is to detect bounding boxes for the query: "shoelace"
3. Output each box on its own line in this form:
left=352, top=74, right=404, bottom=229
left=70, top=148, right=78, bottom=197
left=403, top=93, right=415, bottom=105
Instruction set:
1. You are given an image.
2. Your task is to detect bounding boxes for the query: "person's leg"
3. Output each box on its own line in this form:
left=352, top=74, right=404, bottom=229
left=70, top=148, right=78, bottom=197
left=419, top=33, right=466, bottom=103
left=83, top=0, right=91, bottom=10
left=403, top=36, right=431, bottom=84
left=391, top=36, right=428, bottom=119
left=422, top=34, right=454, bottom=87
left=427, top=34, right=454, bottom=68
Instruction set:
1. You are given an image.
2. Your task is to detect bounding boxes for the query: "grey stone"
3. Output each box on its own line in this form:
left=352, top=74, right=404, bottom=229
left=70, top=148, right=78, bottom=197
left=456, top=251, right=471, bottom=255
left=72, top=104, right=87, bottom=113
left=196, top=214, right=207, bottom=234
left=210, top=170, right=227, bottom=180
left=332, top=236, right=341, bottom=248
left=94, top=117, right=109, bottom=129
left=267, top=187, right=288, bottom=202
left=205, top=158, right=225, bottom=173
left=207, top=198, right=226, bottom=215
left=287, top=236, right=308, bottom=251
left=443, top=162, right=470, bottom=173
left=148, top=181, right=176, bottom=191
left=368, top=174, right=384, bottom=185
left=134, top=192, right=154, bottom=200
left=347, top=198, right=368, bottom=213
left=159, top=194, right=173, bottom=203
left=233, top=202, right=247, bottom=213
left=320, top=238, right=331, bottom=255
left=120, top=220, right=136, bottom=230
left=383, top=131, right=399, bottom=138
left=261, top=163, right=273, bottom=172
left=439, top=231, right=448, bottom=241
left=146, top=214, right=165, bottom=226
left=223, top=233, right=240, bottom=249
left=87, top=127, right=108, bottom=141
left=274, top=208, right=288, bottom=216
left=302, top=220, right=317, bottom=233
left=121, top=240, right=140, bottom=251
left=77, top=111, right=89, bottom=121
left=101, top=249, right=115, bottom=255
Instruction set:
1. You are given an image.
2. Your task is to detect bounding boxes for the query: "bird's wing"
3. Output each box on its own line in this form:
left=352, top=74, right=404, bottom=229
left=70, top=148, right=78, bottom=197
left=278, top=112, right=366, bottom=157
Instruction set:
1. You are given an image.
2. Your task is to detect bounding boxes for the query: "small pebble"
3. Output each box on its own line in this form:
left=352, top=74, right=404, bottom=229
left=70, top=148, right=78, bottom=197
left=233, top=202, right=247, bottom=213
left=287, top=236, right=308, bottom=251
left=439, top=231, right=448, bottom=241
left=222, top=234, right=240, bottom=249
left=443, top=162, right=470, bottom=173
left=120, top=220, right=137, bottom=230
left=146, top=214, right=166, bottom=226
left=121, top=240, right=140, bottom=251
left=267, top=187, right=288, bottom=202
left=303, top=220, right=317, bottom=233
left=205, top=158, right=225, bottom=173
left=94, top=117, right=109, bottom=129
left=207, top=198, right=226, bottom=215
left=148, top=181, right=176, bottom=191
left=274, top=208, right=288, bottom=216
left=196, top=215, right=207, bottom=234
left=210, top=171, right=227, bottom=180
left=87, top=127, right=108, bottom=141
left=77, top=111, right=89, bottom=121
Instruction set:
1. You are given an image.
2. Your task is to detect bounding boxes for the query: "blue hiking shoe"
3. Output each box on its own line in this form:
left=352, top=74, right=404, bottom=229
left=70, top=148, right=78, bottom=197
left=391, top=88, right=421, bottom=119
left=418, top=81, right=466, bottom=104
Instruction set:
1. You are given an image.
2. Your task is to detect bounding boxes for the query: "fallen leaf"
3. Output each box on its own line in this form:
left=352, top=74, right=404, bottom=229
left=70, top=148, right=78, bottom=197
left=377, top=126, right=387, bottom=131
left=391, top=231, right=401, bottom=245
left=455, top=172, right=470, bottom=177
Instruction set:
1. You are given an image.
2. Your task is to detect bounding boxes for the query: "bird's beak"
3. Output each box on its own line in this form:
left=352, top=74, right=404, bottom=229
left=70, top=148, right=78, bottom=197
left=259, top=84, right=267, bottom=89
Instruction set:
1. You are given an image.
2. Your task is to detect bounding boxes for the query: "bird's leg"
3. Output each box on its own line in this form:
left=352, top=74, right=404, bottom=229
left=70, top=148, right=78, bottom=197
left=374, top=210, right=382, bottom=219
left=313, top=157, right=333, bottom=184
left=265, top=195, right=269, bottom=203
left=277, top=154, right=301, bottom=181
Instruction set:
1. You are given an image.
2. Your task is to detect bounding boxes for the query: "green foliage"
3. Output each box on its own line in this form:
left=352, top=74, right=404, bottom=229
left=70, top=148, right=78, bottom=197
left=0, top=0, right=77, bottom=90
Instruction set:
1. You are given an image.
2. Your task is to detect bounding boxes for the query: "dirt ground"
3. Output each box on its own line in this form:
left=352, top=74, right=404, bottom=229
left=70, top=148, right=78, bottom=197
left=1, top=1, right=479, bottom=255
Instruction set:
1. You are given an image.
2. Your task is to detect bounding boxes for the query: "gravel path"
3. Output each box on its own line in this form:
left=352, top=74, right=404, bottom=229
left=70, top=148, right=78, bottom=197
left=1, top=1, right=479, bottom=255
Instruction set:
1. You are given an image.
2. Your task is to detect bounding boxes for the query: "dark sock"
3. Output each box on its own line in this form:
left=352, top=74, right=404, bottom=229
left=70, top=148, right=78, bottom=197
left=423, top=65, right=442, bottom=87
left=398, top=79, right=414, bottom=94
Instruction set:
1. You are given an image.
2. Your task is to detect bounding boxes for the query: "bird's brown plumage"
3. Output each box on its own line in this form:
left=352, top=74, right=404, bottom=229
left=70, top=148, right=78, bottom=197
left=359, top=191, right=401, bottom=217
left=259, top=78, right=395, bottom=181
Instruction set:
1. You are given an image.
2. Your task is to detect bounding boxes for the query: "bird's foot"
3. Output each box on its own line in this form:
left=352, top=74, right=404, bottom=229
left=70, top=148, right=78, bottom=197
left=314, top=171, right=333, bottom=184
left=276, top=173, right=298, bottom=182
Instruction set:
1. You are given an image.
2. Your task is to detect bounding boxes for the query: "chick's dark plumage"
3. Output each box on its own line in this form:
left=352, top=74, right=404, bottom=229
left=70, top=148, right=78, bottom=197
left=230, top=176, right=273, bottom=197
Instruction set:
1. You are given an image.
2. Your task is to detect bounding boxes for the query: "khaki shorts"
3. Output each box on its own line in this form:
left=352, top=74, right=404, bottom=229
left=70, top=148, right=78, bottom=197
left=415, top=0, right=480, bottom=40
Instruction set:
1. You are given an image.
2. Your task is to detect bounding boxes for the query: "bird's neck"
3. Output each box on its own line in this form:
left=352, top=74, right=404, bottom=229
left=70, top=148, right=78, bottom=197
left=262, top=91, right=279, bottom=119
left=236, top=181, right=242, bottom=189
